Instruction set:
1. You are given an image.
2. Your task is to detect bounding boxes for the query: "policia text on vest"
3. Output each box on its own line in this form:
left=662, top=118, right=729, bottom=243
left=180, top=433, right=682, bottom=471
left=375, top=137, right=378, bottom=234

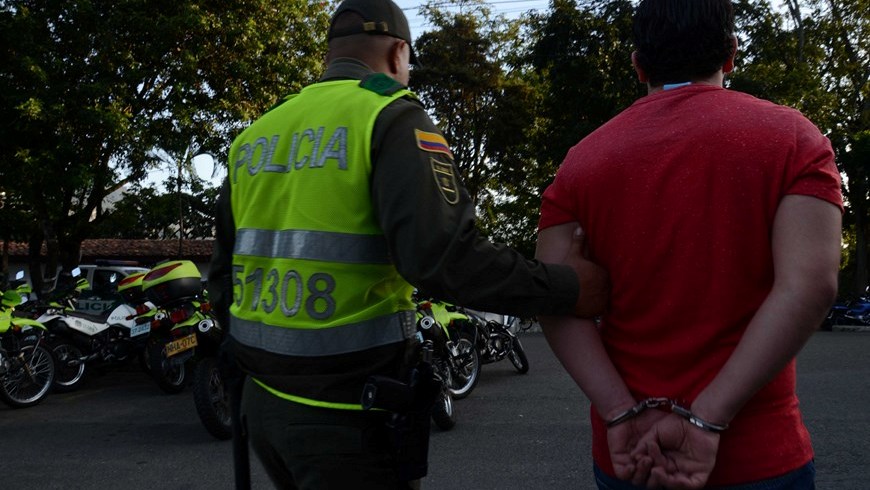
left=232, top=126, right=349, bottom=182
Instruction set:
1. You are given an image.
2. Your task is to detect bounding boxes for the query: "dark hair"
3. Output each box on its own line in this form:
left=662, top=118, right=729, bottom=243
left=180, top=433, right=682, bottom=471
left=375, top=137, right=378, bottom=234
left=632, top=0, right=735, bottom=86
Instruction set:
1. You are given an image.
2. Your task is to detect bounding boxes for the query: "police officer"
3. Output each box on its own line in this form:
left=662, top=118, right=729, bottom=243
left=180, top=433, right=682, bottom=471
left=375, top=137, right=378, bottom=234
left=208, top=0, right=607, bottom=488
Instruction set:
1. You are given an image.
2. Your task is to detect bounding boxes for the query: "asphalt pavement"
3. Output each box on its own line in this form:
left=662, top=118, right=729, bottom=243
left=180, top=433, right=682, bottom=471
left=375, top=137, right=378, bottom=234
left=1, top=331, right=868, bottom=489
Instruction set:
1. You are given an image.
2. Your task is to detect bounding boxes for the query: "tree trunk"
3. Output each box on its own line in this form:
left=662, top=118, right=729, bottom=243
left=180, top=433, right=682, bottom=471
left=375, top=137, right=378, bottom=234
left=1, top=239, right=8, bottom=288
left=852, top=176, right=869, bottom=297
left=27, top=231, right=46, bottom=298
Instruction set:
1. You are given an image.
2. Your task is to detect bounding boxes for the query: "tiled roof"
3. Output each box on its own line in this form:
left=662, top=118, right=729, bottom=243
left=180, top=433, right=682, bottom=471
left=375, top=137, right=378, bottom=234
left=4, top=239, right=215, bottom=263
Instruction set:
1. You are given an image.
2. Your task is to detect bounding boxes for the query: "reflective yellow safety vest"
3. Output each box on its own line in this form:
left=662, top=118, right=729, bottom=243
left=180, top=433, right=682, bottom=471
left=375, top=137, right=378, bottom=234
left=228, top=77, right=417, bottom=408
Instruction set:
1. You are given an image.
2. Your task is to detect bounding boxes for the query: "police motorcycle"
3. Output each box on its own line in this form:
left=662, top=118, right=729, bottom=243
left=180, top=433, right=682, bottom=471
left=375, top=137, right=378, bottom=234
left=426, top=300, right=481, bottom=400
left=461, top=307, right=529, bottom=374
left=22, top=268, right=151, bottom=393
left=412, top=295, right=462, bottom=430
left=138, top=260, right=231, bottom=440
left=0, top=272, right=55, bottom=408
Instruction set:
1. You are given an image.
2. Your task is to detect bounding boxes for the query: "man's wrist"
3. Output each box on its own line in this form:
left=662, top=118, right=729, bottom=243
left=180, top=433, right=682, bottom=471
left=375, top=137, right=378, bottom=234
left=604, top=397, right=670, bottom=427
left=690, top=394, right=734, bottom=430
left=602, top=400, right=640, bottom=425
left=603, top=397, right=730, bottom=433
left=671, top=403, right=729, bottom=433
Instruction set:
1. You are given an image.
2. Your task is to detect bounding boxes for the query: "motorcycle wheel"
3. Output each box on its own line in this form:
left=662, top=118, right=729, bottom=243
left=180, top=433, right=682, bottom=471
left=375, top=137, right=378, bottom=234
left=0, top=342, right=55, bottom=409
left=448, top=338, right=480, bottom=400
left=50, top=340, right=87, bottom=393
left=192, top=356, right=232, bottom=440
left=137, top=351, right=151, bottom=375
left=431, top=386, right=456, bottom=431
left=151, top=355, right=188, bottom=394
left=507, top=336, right=529, bottom=374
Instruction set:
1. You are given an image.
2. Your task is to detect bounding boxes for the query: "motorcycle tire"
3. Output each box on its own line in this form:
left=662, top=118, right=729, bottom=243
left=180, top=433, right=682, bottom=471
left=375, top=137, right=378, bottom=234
left=50, top=340, right=87, bottom=393
left=0, top=342, right=55, bottom=409
left=448, top=338, right=481, bottom=400
left=507, top=336, right=529, bottom=374
left=151, top=352, right=188, bottom=394
left=431, top=387, right=456, bottom=431
left=192, top=356, right=232, bottom=440
left=137, top=351, right=151, bottom=375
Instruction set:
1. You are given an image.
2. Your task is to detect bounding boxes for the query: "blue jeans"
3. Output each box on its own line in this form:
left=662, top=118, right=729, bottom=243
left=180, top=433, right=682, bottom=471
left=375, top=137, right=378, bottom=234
left=594, top=461, right=815, bottom=490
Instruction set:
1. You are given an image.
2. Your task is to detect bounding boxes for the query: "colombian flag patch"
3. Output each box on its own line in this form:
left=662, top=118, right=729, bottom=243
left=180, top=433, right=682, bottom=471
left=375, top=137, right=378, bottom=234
left=415, top=129, right=453, bottom=158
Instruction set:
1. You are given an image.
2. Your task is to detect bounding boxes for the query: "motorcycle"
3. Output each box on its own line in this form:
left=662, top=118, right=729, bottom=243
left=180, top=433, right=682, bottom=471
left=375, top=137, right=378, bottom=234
left=139, top=260, right=231, bottom=440
left=843, top=298, right=870, bottom=325
left=21, top=268, right=150, bottom=393
left=426, top=300, right=481, bottom=400
left=0, top=272, right=55, bottom=408
left=823, top=292, right=870, bottom=329
left=454, top=306, right=529, bottom=374
left=414, top=297, right=465, bottom=430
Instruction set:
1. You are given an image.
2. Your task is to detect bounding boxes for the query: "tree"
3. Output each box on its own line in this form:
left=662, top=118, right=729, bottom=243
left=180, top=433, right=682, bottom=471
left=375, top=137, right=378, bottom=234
left=90, top=180, right=218, bottom=240
left=412, top=0, right=516, bottom=205
left=819, top=0, right=869, bottom=296
left=412, top=0, right=561, bottom=255
left=0, top=0, right=329, bottom=291
left=490, top=0, right=638, bottom=255
left=526, top=0, right=639, bottom=169
left=410, top=0, right=639, bottom=256
left=730, top=0, right=869, bottom=296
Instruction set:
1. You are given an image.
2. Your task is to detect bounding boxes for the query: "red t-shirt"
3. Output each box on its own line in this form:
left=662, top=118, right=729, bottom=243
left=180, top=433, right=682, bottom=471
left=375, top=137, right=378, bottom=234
left=539, top=85, right=842, bottom=485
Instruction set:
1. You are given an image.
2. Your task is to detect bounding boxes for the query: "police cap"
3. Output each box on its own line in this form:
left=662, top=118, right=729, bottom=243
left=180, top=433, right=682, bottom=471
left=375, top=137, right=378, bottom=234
left=328, top=0, right=420, bottom=65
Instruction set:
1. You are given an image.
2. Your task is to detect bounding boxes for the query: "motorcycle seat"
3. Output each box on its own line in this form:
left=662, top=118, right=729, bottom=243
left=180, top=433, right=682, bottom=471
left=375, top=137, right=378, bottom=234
left=65, top=309, right=113, bottom=323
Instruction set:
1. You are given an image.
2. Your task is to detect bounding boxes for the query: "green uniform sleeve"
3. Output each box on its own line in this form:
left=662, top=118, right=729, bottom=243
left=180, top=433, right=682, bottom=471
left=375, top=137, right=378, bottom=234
left=207, top=179, right=236, bottom=331
left=370, top=97, right=579, bottom=317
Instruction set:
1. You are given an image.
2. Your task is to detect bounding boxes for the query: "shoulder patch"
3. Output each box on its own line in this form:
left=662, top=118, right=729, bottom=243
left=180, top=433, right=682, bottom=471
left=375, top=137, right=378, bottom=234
left=359, top=73, right=405, bottom=96
left=430, top=157, right=460, bottom=205
left=415, top=129, right=453, bottom=159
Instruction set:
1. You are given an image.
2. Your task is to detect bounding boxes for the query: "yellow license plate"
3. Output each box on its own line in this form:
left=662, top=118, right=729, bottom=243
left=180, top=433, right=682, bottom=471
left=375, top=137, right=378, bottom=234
left=165, top=333, right=197, bottom=357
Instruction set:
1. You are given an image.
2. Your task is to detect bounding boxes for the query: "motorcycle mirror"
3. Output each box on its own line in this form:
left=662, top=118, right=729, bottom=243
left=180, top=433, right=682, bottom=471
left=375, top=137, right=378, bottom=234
left=15, top=271, right=24, bottom=280
left=71, top=267, right=82, bottom=277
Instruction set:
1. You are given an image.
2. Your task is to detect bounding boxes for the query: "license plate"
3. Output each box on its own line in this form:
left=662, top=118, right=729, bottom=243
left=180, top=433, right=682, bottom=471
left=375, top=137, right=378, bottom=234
left=164, top=333, right=197, bottom=357
left=129, top=323, right=151, bottom=338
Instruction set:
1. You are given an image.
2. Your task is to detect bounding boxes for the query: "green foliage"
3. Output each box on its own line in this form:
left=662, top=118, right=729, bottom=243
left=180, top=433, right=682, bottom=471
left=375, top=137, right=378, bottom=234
left=412, top=0, right=867, bottom=269
left=0, top=0, right=329, bottom=270
left=412, top=0, right=514, bottom=204
left=499, top=0, right=639, bottom=255
left=410, top=0, right=639, bottom=256
left=411, top=1, right=543, bottom=254
left=91, top=182, right=218, bottom=240
left=526, top=0, right=639, bottom=166
left=730, top=0, right=868, bottom=295
left=2, top=0, right=867, bottom=290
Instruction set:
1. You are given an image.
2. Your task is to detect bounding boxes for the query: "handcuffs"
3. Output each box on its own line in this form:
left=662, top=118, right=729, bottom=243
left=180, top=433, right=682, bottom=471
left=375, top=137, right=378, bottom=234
left=605, top=397, right=729, bottom=433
